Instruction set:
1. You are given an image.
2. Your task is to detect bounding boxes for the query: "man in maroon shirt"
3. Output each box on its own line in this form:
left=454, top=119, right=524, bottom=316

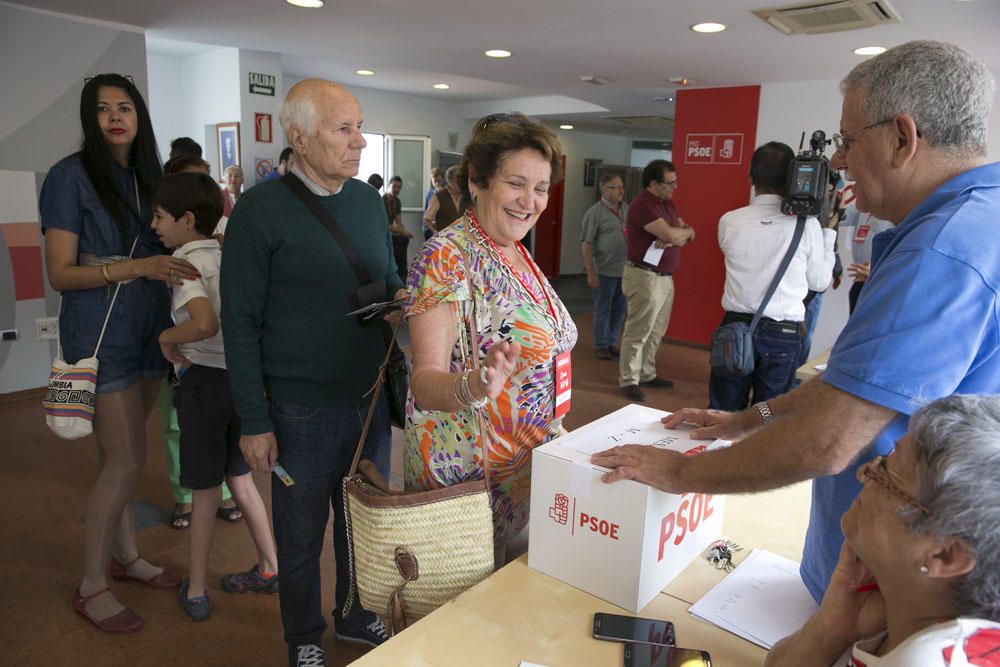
left=618, top=160, right=695, bottom=401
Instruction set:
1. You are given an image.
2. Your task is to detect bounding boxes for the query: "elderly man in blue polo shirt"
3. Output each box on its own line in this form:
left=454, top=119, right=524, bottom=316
left=593, top=40, right=1000, bottom=602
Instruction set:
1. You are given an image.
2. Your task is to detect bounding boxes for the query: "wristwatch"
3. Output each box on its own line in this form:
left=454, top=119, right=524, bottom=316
left=753, top=401, right=774, bottom=425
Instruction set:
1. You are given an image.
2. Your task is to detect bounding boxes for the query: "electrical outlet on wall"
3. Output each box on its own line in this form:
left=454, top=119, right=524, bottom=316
left=36, top=317, right=58, bottom=340
left=1, top=329, right=18, bottom=342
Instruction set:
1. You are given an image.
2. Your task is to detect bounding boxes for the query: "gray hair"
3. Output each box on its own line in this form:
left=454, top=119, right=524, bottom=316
left=906, top=394, right=1000, bottom=620
left=278, top=91, right=319, bottom=142
left=598, top=172, right=622, bottom=189
left=445, top=165, right=461, bottom=181
left=840, top=41, right=994, bottom=157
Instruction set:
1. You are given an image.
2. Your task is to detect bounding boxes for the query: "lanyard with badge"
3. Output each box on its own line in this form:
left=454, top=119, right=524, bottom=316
left=853, top=214, right=872, bottom=244
left=466, top=210, right=572, bottom=418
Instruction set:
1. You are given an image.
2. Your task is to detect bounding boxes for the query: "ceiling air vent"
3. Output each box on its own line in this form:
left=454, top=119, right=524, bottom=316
left=604, top=116, right=673, bottom=126
left=753, top=0, right=901, bottom=35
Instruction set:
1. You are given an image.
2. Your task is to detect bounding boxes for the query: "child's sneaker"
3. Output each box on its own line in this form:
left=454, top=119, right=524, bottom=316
left=220, top=564, right=279, bottom=594
left=179, top=581, right=213, bottom=622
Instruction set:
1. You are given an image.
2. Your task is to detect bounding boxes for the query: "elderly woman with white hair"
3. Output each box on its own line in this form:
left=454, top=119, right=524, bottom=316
left=767, top=394, right=1000, bottom=666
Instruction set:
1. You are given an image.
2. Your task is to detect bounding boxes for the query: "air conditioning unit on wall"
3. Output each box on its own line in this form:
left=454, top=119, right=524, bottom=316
left=753, top=0, right=901, bottom=35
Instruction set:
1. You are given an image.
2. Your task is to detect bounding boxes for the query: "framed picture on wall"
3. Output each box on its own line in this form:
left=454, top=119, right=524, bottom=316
left=216, top=122, right=241, bottom=179
left=583, top=158, right=603, bottom=187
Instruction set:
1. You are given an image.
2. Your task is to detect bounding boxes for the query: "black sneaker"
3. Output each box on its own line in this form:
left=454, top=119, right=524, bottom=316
left=620, top=384, right=646, bottom=401
left=595, top=347, right=613, bottom=360
left=290, top=644, right=325, bottom=667
left=334, top=608, right=389, bottom=647
left=639, top=376, right=674, bottom=389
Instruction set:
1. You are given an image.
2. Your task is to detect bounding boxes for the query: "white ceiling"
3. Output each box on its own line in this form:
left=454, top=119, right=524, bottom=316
left=15, top=0, right=1000, bottom=137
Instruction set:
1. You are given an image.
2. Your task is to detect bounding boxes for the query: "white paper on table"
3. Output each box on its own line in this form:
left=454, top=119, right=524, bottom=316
left=688, top=548, right=819, bottom=649
left=518, top=663, right=550, bottom=667
left=642, top=242, right=665, bottom=266
left=814, top=363, right=828, bottom=372
left=552, top=404, right=724, bottom=459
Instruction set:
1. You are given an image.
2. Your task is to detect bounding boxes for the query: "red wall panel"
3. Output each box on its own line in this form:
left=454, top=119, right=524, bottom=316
left=668, top=85, right=760, bottom=344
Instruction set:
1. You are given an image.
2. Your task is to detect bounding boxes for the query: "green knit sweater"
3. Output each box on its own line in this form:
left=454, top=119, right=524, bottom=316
left=220, top=177, right=403, bottom=435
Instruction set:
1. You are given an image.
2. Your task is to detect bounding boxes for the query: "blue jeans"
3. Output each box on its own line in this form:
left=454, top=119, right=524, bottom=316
left=269, top=394, right=391, bottom=649
left=709, top=315, right=802, bottom=411
left=593, top=274, right=628, bottom=349
left=797, top=290, right=824, bottom=369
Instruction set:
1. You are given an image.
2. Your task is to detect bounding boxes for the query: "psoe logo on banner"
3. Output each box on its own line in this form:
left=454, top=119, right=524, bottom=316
left=715, top=133, right=744, bottom=164
left=684, top=133, right=745, bottom=165
left=549, top=493, right=570, bottom=525
left=685, top=134, right=715, bottom=164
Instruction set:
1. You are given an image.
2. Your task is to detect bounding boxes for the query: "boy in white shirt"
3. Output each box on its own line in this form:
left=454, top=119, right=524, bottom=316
left=151, top=172, right=278, bottom=622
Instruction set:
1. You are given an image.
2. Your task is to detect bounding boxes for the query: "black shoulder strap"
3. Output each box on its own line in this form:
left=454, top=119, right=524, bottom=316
left=749, top=215, right=808, bottom=334
left=281, top=172, right=372, bottom=286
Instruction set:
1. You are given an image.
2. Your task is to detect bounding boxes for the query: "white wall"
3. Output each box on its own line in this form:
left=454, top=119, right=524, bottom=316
left=147, top=47, right=240, bottom=178
left=552, top=129, right=631, bottom=275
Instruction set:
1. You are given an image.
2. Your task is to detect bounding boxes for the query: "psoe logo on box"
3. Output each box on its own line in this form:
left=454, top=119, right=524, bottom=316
left=685, top=134, right=715, bottom=164
left=549, top=493, right=570, bottom=525
left=657, top=492, right=716, bottom=560
left=715, top=133, right=744, bottom=164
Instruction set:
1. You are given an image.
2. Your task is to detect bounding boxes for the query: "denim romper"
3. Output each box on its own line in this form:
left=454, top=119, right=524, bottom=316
left=39, top=154, right=171, bottom=393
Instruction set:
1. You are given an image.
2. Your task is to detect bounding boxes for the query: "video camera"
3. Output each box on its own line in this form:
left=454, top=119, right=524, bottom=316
left=781, top=130, right=837, bottom=218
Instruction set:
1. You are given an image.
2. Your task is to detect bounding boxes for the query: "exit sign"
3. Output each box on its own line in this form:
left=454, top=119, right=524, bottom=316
left=249, top=72, right=275, bottom=96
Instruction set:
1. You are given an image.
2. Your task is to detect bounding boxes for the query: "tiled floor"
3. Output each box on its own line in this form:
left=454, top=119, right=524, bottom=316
left=1, top=276, right=712, bottom=666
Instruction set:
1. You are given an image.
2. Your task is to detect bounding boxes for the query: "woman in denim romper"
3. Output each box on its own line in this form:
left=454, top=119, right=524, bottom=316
left=40, top=74, right=200, bottom=634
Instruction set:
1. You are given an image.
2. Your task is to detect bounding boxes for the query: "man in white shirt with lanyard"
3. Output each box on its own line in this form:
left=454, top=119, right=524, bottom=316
left=710, top=141, right=836, bottom=411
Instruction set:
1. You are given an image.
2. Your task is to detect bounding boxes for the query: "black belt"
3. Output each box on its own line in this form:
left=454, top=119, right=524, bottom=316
left=627, top=261, right=671, bottom=276
left=723, top=311, right=801, bottom=335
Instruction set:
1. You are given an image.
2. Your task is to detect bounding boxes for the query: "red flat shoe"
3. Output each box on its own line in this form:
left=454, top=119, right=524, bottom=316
left=110, top=556, right=182, bottom=589
left=73, top=587, right=143, bottom=634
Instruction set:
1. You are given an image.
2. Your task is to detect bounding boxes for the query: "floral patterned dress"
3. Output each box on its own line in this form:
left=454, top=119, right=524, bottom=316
left=403, top=216, right=577, bottom=545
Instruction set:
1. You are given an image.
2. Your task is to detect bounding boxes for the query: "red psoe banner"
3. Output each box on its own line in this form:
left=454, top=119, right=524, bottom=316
left=668, top=85, right=760, bottom=344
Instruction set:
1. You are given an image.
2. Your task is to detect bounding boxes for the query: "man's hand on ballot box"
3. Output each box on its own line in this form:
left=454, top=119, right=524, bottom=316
left=590, top=445, right=688, bottom=492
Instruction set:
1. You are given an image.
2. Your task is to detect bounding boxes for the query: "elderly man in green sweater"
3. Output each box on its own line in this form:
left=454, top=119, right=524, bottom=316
left=221, top=79, right=406, bottom=667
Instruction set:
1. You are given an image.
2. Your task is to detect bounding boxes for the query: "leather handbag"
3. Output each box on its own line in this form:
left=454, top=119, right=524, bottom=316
left=710, top=217, right=807, bottom=380
left=341, top=272, right=495, bottom=636
left=281, top=173, right=409, bottom=428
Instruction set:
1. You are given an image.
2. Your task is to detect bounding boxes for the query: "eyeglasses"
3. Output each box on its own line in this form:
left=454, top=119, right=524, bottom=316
left=479, top=112, right=525, bottom=131
left=832, top=118, right=893, bottom=154
left=661, top=179, right=678, bottom=187
left=84, top=74, right=136, bottom=85
left=856, top=455, right=931, bottom=515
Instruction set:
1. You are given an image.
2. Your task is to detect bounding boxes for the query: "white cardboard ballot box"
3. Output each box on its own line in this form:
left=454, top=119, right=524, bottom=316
left=528, top=404, right=726, bottom=613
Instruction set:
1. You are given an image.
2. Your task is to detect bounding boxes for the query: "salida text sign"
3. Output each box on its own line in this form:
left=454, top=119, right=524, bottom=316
left=684, top=132, right=744, bottom=165
left=249, top=72, right=276, bottom=96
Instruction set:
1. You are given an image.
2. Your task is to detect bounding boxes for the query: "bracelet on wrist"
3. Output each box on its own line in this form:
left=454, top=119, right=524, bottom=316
left=100, top=263, right=114, bottom=285
left=753, top=401, right=774, bottom=425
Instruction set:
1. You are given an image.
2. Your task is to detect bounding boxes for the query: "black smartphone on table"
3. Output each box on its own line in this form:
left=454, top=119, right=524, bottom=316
left=623, top=643, right=712, bottom=667
left=593, top=612, right=676, bottom=646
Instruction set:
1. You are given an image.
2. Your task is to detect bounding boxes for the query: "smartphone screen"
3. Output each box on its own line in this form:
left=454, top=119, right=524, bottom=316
left=623, top=643, right=712, bottom=667
left=592, top=613, right=676, bottom=646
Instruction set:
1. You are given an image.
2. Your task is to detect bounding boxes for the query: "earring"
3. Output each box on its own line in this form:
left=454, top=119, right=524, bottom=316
left=920, top=564, right=929, bottom=574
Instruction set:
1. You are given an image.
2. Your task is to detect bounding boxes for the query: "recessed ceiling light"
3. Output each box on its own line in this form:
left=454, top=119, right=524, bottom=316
left=853, top=46, right=887, bottom=56
left=432, top=83, right=450, bottom=90
left=355, top=69, right=375, bottom=76
left=286, top=0, right=324, bottom=7
left=484, top=49, right=512, bottom=58
left=669, top=77, right=695, bottom=86
left=559, top=124, right=574, bottom=130
left=691, top=22, right=726, bottom=33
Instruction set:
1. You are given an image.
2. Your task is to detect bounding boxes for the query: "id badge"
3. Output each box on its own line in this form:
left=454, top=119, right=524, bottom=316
left=853, top=224, right=870, bottom=244
left=554, top=350, right=572, bottom=419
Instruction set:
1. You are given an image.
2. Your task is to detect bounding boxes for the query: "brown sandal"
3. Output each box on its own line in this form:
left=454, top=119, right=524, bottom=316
left=72, top=587, right=143, bottom=633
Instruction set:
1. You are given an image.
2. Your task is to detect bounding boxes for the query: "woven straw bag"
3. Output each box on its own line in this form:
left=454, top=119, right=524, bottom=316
left=342, top=287, right=495, bottom=634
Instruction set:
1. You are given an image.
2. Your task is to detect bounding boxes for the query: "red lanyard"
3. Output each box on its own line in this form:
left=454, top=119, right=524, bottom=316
left=601, top=201, right=624, bottom=223
left=466, top=210, right=559, bottom=323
